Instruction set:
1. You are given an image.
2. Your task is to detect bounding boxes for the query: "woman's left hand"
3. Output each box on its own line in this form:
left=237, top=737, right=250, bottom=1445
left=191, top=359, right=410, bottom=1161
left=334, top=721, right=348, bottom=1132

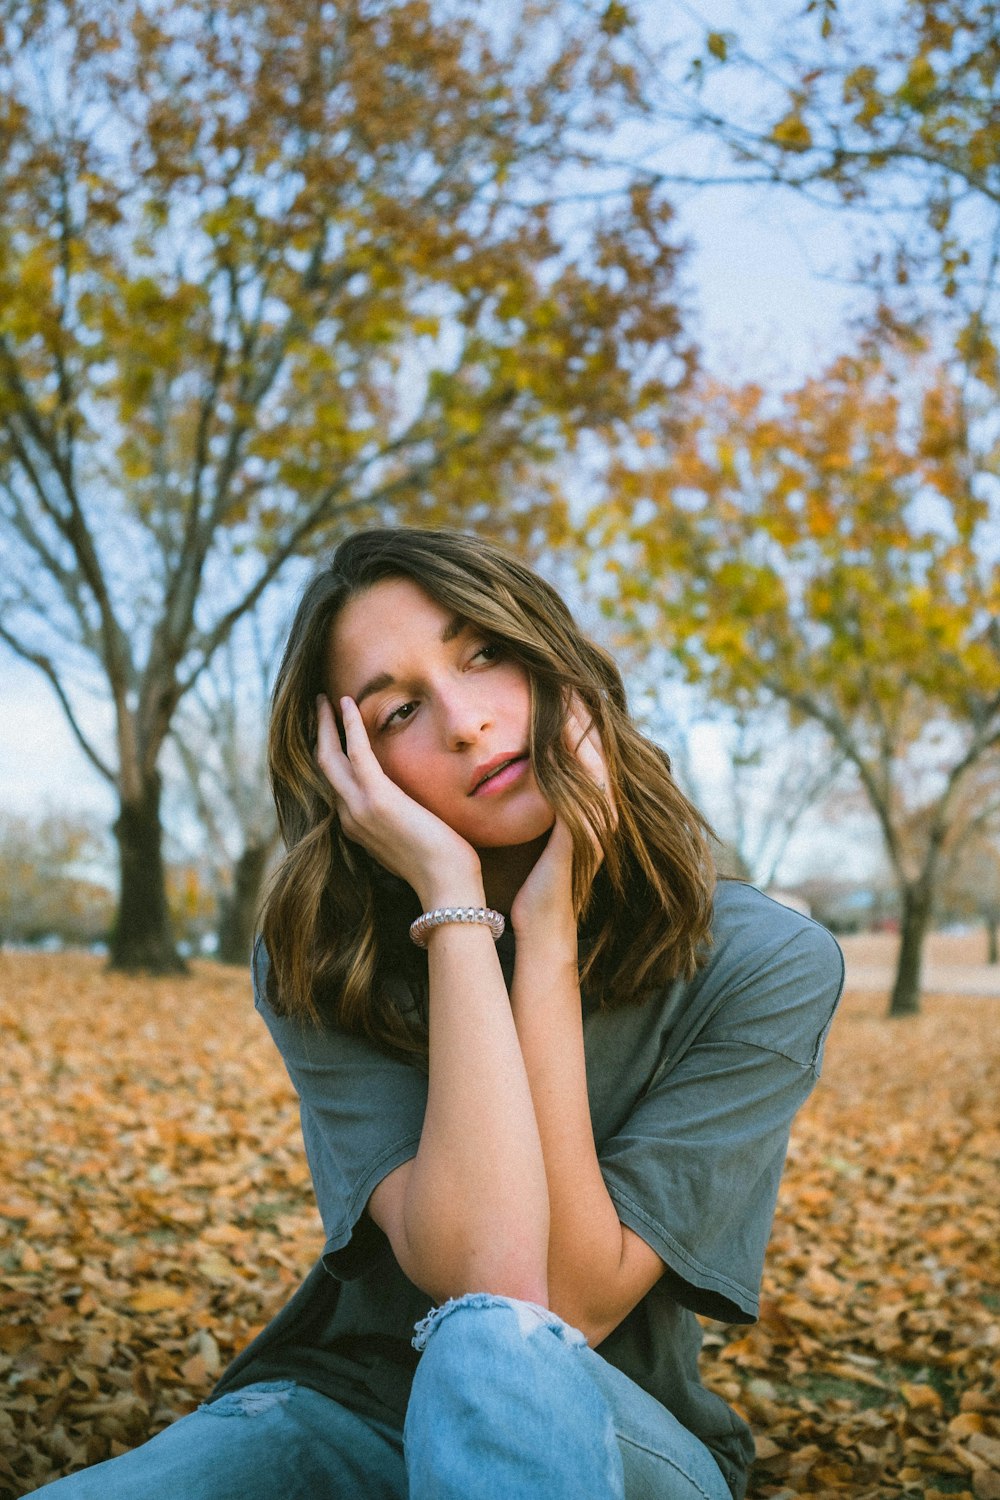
left=509, top=698, right=615, bottom=941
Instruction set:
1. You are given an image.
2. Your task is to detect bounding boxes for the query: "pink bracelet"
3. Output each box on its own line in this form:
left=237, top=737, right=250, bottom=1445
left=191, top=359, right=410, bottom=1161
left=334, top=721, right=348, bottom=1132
left=409, top=906, right=506, bottom=948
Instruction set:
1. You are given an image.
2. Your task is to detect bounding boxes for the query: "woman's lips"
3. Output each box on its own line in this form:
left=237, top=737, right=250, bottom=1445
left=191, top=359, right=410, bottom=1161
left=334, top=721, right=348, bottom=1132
left=470, top=755, right=529, bottom=796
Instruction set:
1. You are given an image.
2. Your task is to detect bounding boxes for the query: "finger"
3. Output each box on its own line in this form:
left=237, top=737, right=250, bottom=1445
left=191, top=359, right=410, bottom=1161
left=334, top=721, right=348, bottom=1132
left=315, top=695, right=353, bottom=793
left=545, top=816, right=575, bottom=862
left=339, top=696, right=382, bottom=775
left=581, top=737, right=607, bottom=789
left=564, top=700, right=602, bottom=777
left=563, top=692, right=593, bottom=752
left=564, top=698, right=616, bottom=817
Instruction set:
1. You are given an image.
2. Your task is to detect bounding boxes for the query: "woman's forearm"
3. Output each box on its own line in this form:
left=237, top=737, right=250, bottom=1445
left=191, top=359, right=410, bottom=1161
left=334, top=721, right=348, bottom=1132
left=398, top=911, right=550, bottom=1305
left=510, top=930, right=637, bottom=1339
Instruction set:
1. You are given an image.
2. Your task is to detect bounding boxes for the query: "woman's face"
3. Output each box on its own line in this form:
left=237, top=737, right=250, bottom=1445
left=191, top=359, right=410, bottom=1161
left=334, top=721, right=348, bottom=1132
left=326, top=576, right=556, bottom=852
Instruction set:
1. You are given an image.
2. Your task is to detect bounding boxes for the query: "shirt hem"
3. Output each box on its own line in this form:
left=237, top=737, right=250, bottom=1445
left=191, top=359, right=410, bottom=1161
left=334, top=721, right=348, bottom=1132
left=608, top=1185, right=759, bottom=1322
left=321, top=1134, right=422, bottom=1277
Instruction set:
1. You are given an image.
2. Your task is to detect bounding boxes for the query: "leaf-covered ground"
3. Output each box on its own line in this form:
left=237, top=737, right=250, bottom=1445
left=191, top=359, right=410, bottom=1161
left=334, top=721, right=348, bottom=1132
left=1, top=951, right=997, bottom=1499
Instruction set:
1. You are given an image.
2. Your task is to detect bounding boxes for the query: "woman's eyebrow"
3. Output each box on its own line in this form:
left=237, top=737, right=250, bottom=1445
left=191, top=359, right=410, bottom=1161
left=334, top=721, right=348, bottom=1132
left=353, top=614, right=468, bottom=706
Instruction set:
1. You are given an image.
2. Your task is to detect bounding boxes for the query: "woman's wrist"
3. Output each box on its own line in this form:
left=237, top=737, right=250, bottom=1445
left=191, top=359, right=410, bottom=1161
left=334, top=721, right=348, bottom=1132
left=411, top=905, right=504, bottom=947
left=510, top=882, right=576, bottom=944
left=510, top=912, right=578, bottom=958
left=416, top=874, right=487, bottom=914
left=408, top=844, right=485, bottom=913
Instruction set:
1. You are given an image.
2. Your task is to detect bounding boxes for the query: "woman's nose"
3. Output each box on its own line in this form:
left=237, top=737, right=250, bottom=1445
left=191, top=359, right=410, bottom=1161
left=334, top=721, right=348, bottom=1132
left=441, top=689, right=491, bottom=747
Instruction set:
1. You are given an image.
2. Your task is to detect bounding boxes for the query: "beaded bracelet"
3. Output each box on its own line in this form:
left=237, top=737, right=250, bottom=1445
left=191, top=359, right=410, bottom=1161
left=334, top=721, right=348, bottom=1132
left=409, top=905, right=506, bottom=948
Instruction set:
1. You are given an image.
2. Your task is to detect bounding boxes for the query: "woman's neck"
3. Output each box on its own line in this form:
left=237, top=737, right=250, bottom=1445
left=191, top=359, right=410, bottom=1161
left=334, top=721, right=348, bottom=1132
left=478, top=830, right=553, bottom=915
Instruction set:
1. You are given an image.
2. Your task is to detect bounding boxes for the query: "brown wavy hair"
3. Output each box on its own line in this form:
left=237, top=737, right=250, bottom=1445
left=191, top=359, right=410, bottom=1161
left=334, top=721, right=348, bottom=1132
left=261, top=527, right=715, bottom=1062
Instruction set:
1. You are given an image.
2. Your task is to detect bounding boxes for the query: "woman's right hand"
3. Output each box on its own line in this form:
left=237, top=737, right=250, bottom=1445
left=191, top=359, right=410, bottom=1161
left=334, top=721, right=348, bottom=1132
left=316, top=694, right=484, bottom=909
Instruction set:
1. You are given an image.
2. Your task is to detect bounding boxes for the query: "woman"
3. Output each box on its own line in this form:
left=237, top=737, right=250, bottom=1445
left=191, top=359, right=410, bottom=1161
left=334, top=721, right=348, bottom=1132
left=36, top=527, right=844, bottom=1500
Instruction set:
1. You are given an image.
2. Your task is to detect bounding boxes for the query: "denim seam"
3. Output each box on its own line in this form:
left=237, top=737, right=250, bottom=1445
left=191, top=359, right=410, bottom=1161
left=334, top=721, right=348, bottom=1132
left=616, top=1431, right=723, bottom=1500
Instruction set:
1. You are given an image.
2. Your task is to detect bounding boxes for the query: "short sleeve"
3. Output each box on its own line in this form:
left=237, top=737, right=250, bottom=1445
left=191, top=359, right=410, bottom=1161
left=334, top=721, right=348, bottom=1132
left=251, top=939, right=426, bottom=1279
left=598, top=920, right=844, bottom=1324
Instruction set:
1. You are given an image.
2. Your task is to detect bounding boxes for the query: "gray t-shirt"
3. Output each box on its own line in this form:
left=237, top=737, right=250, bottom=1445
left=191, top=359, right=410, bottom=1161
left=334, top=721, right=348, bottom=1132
left=212, top=880, right=843, bottom=1499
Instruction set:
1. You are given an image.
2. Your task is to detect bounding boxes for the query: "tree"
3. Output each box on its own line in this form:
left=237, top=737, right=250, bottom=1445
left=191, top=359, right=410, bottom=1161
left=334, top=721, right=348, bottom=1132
left=916, top=762, right=1000, bottom=963
left=672, top=0, right=999, bottom=332
left=592, top=336, right=1000, bottom=1014
left=0, top=0, right=692, bottom=970
left=625, top=655, right=848, bottom=886
left=941, top=836, right=1000, bottom=965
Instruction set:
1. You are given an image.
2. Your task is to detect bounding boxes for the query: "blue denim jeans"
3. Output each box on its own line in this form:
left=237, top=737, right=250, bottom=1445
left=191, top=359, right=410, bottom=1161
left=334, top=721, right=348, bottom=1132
left=30, top=1295, right=731, bottom=1500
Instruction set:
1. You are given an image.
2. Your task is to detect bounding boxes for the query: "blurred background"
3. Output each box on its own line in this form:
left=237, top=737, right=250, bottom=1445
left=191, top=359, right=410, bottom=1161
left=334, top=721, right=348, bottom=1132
left=1, top=0, right=997, bottom=1017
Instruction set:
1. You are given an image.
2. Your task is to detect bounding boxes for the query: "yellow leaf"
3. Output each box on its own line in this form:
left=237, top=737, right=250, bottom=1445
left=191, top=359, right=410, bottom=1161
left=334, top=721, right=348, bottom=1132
left=197, top=1250, right=235, bottom=1284
left=771, top=112, right=813, bottom=152
left=901, top=1381, right=944, bottom=1411
left=126, top=1283, right=192, bottom=1313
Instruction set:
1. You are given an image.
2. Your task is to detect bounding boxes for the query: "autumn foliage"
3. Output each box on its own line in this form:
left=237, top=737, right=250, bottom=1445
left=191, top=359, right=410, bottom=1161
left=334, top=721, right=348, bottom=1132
left=1, top=950, right=997, bottom=1498
left=595, top=339, right=1000, bottom=1016
left=0, top=0, right=687, bottom=971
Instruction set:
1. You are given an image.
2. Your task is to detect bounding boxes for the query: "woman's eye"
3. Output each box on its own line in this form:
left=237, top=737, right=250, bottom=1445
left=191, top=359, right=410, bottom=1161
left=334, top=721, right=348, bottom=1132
left=473, top=641, right=502, bottom=664
left=382, top=700, right=417, bottom=730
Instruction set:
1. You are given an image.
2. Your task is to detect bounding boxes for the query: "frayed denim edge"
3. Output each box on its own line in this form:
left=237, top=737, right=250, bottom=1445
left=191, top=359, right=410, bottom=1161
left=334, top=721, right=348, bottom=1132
left=201, top=1380, right=296, bottom=1417
left=412, top=1292, right=587, bottom=1352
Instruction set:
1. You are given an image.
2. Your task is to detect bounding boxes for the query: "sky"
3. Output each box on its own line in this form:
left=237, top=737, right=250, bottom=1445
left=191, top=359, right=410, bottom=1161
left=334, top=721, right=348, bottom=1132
left=0, top=7, right=886, bottom=882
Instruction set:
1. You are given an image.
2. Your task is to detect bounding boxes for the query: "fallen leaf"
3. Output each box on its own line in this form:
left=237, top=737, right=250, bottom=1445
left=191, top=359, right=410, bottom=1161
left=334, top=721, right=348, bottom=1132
left=953, top=1413, right=988, bottom=1437
left=901, top=1382, right=945, bottom=1411
left=125, top=1285, right=193, bottom=1314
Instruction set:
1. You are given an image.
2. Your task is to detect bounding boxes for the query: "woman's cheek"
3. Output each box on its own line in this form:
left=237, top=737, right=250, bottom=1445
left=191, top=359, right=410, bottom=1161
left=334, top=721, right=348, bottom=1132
left=379, top=745, right=434, bottom=806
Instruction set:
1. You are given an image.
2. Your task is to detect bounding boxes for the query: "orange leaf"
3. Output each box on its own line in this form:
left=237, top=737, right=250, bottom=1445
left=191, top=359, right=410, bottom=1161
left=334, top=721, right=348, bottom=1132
left=901, top=1381, right=944, bottom=1411
left=126, top=1284, right=192, bottom=1314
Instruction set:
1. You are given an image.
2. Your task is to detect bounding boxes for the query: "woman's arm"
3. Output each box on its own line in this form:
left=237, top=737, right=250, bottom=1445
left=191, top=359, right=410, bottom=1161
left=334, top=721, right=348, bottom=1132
left=509, top=829, right=666, bottom=1346
left=508, top=708, right=666, bottom=1344
left=370, top=918, right=550, bottom=1306
left=318, top=696, right=549, bottom=1305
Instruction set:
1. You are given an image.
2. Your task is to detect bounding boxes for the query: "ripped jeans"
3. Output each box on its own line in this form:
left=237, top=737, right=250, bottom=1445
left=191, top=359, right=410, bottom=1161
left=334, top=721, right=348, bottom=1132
left=29, top=1295, right=731, bottom=1500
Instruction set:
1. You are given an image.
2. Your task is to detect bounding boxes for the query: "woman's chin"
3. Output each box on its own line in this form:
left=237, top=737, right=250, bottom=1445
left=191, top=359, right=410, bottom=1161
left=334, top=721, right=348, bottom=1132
left=472, top=810, right=555, bottom=853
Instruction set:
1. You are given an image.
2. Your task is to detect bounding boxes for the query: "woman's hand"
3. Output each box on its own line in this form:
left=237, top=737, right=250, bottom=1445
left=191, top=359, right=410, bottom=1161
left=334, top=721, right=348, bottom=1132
left=509, top=699, right=615, bottom=941
left=316, top=695, right=484, bottom=910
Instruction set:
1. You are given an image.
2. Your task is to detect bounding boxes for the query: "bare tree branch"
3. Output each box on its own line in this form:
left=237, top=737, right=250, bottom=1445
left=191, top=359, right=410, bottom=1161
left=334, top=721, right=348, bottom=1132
left=0, top=619, right=115, bottom=783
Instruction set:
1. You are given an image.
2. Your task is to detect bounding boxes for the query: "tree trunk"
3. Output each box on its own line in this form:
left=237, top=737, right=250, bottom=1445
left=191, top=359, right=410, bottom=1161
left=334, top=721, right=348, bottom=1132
left=109, top=772, right=186, bottom=972
left=888, top=884, right=932, bottom=1017
left=987, top=914, right=999, bottom=967
left=216, top=839, right=271, bottom=966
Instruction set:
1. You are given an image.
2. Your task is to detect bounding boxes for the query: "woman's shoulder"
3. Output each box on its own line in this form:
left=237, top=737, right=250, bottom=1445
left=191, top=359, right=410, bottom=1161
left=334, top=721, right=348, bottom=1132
left=697, top=879, right=844, bottom=1061
left=710, top=878, right=838, bottom=953
left=250, top=932, right=426, bottom=1066
left=703, top=879, right=844, bottom=1001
